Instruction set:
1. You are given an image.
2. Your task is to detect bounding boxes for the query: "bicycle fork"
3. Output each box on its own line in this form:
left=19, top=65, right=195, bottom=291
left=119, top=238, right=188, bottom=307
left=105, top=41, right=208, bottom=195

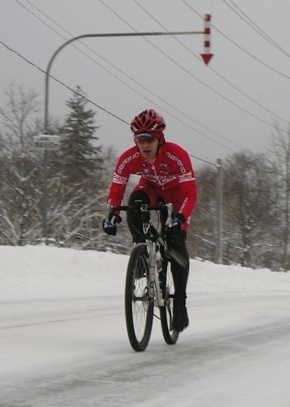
left=148, top=241, right=165, bottom=308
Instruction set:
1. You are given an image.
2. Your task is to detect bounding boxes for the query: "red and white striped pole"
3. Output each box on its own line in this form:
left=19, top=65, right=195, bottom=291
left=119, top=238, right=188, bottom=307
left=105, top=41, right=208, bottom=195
left=201, top=14, right=214, bottom=66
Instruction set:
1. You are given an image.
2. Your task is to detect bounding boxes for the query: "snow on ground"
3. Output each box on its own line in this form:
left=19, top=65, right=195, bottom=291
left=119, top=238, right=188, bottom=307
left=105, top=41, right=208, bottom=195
left=1, top=245, right=290, bottom=407
left=1, top=245, right=290, bottom=301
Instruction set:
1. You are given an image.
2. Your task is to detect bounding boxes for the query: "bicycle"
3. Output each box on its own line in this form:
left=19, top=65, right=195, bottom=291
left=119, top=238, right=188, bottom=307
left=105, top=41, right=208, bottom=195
left=108, top=201, right=179, bottom=352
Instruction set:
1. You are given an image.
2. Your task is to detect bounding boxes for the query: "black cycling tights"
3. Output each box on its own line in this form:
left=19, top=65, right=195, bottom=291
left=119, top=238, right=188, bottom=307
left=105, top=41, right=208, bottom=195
left=127, top=190, right=189, bottom=297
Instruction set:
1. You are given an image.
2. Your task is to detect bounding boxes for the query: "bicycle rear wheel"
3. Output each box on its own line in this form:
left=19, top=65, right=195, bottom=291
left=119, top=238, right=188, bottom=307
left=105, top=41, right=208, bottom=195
left=160, top=264, right=179, bottom=345
left=125, top=244, right=154, bottom=352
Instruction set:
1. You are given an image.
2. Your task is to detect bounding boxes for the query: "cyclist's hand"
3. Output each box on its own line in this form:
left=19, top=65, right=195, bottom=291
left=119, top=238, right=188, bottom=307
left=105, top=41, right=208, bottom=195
left=102, top=214, right=122, bottom=236
left=167, top=213, right=185, bottom=236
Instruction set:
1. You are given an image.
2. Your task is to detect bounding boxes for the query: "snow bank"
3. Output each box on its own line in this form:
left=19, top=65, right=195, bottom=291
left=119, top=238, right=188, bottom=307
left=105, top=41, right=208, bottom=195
left=1, top=245, right=290, bottom=302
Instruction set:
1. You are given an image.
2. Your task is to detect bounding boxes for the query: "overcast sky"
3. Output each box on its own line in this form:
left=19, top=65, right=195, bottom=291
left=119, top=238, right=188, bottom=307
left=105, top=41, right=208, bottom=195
left=1, top=0, right=290, bottom=168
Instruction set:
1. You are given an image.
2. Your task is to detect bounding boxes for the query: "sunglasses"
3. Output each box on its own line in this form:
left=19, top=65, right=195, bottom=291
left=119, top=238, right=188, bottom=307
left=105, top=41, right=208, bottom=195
left=134, top=134, right=157, bottom=144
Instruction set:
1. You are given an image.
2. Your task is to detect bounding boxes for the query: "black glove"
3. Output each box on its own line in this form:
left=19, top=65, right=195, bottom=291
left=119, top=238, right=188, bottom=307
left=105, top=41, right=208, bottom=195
left=167, top=213, right=185, bottom=236
left=102, top=214, right=122, bottom=236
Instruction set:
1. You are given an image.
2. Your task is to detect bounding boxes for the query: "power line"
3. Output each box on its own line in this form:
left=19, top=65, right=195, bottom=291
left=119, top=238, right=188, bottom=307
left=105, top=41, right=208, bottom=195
left=133, top=0, right=288, bottom=129
left=19, top=0, right=287, bottom=151
left=223, top=0, right=290, bottom=58
left=0, top=40, right=128, bottom=124
left=14, top=0, right=237, bottom=154
left=0, top=39, right=218, bottom=167
left=133, top=0, right=243, bottom=150
left=189, top=154, right=217, bottom=167
left=100, top=0, right=288, bottom=133
left=10, top=0, right=290, bottom=147
left=13, top=0, right=284, bottom=165
left=182, top=0, right=290, bottom=81
left=14, top=0, right=243, bottom=158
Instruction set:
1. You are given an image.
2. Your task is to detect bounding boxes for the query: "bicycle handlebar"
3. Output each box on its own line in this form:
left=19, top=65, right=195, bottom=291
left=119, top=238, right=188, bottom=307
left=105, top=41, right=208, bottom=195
left=107, top=202, right=174, bottom=227
left=109, top=203, right=172, bottom=213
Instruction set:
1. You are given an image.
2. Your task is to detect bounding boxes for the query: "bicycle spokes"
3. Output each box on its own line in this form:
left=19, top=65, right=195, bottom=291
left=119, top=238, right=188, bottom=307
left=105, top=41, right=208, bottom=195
left=125, top=246, right=153, bottom=351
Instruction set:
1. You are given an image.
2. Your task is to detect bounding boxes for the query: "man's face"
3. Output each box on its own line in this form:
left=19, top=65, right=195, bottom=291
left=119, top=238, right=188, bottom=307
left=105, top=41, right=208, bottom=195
left=135, top=135, right=159, bottom=161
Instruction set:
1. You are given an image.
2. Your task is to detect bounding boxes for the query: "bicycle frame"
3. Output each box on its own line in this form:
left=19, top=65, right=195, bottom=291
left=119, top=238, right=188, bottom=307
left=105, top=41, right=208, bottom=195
left=108, top=202, right=173, bottom=308
left=108, top=201, right=178, bottom=351
left=138, top=239, right=163, bottom=307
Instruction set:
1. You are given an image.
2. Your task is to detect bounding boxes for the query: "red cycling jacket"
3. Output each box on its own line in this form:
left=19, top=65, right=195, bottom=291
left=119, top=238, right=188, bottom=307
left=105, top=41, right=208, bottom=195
left=107, top=142, right=197, bottom=230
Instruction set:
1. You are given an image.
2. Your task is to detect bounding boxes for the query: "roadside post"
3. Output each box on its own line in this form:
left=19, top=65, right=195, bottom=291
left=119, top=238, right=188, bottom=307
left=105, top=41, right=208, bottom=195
left=34, top=135, right=60, bottom=244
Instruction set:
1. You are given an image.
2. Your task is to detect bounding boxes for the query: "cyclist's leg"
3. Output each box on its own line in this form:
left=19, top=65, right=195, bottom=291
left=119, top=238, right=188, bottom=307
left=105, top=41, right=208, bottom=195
left=127, top=180, right=158, bottom=241
left=167, top=231, right=189, bottom=296
left=157, top=187, right=190, bottom=297
left=167, top=231, right=190, bottom=331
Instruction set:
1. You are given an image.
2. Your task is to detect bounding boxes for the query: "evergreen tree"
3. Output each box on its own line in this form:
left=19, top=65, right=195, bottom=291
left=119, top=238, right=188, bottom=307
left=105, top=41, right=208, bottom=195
left=59, top=86, right=102, bottom=182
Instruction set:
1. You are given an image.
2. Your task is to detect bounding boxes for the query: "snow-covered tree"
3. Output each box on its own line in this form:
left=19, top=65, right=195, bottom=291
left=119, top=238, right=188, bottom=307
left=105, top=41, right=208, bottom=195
left=222, top=152, right=279, bottom=268
left=0, top=84, right=43, bottom=245
left=0, top=82, right=39, bottom=154
left=59, top=86, right=102, bottom=182
left=268, top=124, right=290, bottom=270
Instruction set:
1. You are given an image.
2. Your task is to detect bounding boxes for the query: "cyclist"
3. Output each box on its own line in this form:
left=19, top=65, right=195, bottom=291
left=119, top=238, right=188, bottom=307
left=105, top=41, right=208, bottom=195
left=103, top=109, right=197, bottom=332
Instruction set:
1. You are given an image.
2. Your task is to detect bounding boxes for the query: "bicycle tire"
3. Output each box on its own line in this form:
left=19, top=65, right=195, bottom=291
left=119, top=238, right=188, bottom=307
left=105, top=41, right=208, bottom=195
left=159, top=264, right=179, bottom=345
left=125, top=244, right=154, bottom=352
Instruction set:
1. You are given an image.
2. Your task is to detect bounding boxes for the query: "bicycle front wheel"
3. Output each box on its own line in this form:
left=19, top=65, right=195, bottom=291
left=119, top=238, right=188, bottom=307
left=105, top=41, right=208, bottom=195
left=160, top=264, right=179, bottom=345
left=125, top=244, right=154, bottom=352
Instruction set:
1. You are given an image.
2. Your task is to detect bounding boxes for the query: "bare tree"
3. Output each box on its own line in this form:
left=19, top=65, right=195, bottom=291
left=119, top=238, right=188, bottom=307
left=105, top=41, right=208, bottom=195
left=268, top=123, right=290, bottom=270
left=0, top=83, right=131, bottom=250
left=0, top=82, right=40, bottom=153
left=189, top=151, right=280, bottom=269
left=0, top=83, right=43, bottom=245
left=189, top=165, right=217, bottom=261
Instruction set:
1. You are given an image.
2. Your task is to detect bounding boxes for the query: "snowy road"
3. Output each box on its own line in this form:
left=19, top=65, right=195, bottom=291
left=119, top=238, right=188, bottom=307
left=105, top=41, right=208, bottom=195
left=1, top=291, right=290, bottom=407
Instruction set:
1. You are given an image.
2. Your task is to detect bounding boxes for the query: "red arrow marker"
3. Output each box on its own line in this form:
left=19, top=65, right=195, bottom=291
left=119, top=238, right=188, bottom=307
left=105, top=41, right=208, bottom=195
left=201, top=14, right=214, bottom=66
left=201, top=53, right=214, bottom=65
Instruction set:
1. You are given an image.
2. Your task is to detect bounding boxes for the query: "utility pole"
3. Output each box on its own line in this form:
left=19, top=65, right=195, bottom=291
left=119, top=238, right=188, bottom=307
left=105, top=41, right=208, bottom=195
left=215, top=158, right=223, bottom=263
left=33, top=135, right=60, bottom=243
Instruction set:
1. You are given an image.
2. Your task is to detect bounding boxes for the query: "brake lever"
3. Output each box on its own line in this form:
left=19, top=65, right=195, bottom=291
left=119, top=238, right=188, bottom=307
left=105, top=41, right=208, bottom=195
left=106, top=204, right=113, bottom=221
left=165, top=203, right=173, bottom=227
